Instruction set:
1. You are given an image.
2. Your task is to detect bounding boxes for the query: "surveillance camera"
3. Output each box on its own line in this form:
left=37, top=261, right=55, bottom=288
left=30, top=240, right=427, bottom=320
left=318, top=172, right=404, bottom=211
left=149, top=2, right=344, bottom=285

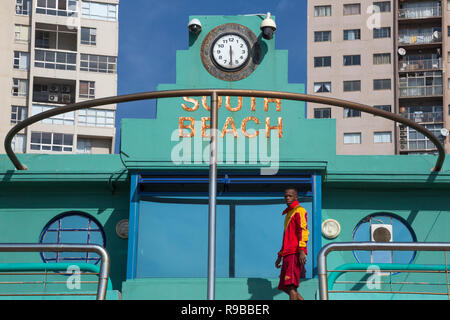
left=260, top=12, right=276, bottom=40
left=188, top=18, right=202, bottom=34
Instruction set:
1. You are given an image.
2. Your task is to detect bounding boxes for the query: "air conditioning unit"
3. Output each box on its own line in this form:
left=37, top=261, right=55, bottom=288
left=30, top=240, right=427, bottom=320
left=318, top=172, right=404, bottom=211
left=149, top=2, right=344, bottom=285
left=49, top=94, right=59, bottom=102
left=371, top=224, right=393, bottom=242
left=62, top=94, right=71, bottom=103
left=50, top=84, right=59, bottom=93
left=62, top=86, right=71, bottom=93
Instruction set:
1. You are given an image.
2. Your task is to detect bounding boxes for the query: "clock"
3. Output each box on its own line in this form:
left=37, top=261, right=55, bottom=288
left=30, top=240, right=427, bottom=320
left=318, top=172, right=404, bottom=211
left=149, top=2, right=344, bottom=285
left=211, top=33, right=250, bottom=71
left=201, top=23, right=261, bottom=81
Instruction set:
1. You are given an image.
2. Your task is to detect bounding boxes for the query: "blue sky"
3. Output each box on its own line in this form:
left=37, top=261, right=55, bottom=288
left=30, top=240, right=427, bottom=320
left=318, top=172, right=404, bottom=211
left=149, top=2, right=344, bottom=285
left=115, top=0, right=308, bottom=152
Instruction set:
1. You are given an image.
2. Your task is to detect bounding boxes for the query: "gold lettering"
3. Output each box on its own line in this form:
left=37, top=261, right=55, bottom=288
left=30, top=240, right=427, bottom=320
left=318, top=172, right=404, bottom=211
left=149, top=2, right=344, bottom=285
left=265, top=117, right=283, bottom=138
left=241, top=117, right=260, bottom=138
left=181, top=97, right=199, bottom=112
left=179, top=117, right=195, bottom=137
left=264, top=98, right=281, bottom=112
left=221, top=117, right=238, bottom=138
left=201, top=117, right=210, bottom=138
left=250, top=97, right=256, bottom=112
left=225, top=96, right=243, bottom=112
left=202, top=96, right=222, bottom=111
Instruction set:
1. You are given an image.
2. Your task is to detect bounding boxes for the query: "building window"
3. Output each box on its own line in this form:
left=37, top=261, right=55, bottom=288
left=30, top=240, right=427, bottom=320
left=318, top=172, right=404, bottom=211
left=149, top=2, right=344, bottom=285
left=314, top=5, right=332, bottom=16
left=314, top=82, right=331, bottom=93
left=343, top=29, right=360, bottom=40
left=81, top=1, right=118, bottom=21
left=373, top=27, right=391, bottom=39
left=373, top=1, right=391, bottom=12
left=314, top=108, right=331, bottom=119
left=11, top=106, right=28, bottom=124
left=344, top=108, right=361, bottom=118
left=352, top=214, right=416, bottom=265
left=78, top=109, right=114, bottom=128
left=80, top=54, right=117, bottom=73
left=344, top=132, right=361, bottom=144
left=343, top=3, right=361, bottom=15
left=35, top=49, right=77, bottom=71
left=343, top=80, right=361, bottom=92
left=15, top=0, right=31, bottom=15
left=77, top=138, right=92, bottom=154
left=36, top=0, right=78, bottom=17
left=12, top=79, right=28, bottom=97
left=79, top=81, right=95, bottom=98
left=374, top=131, right=392, bottom=143
left=374, top=79, right=391, bottom=90
left=314, top=31, right=331, bottom=42
left=32, top=105, right=75, bottom=125
left=14, top=25, right=30, bottom=42
left=374, top=105, right=392, bottom=113
left=81, top=27, right=97, bottom=45
left=39, top=212, right=105, bottom=264
left=314, top=56, right=331, bottom=67
left=35, top=30, right=50, bottom=48
left=373, top=53, right=391, bottom=65
left=30, top=131, right=73, bottom=152
left=13, top=51, right=30, bottom=70
left=12, top=134, right=26, bottom=153
left=343, top=54, right=361, bottom=66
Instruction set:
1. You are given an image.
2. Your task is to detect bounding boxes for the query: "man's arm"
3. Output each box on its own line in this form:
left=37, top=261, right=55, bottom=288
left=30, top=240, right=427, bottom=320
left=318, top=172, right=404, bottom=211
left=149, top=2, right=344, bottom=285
left=295, top=209, right=309, bottom=264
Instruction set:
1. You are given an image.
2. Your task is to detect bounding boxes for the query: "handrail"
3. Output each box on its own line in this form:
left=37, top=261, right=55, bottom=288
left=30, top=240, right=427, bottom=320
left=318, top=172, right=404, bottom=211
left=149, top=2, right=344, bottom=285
left=4, top=89, right=446, bottom=172
left=318, top=242, right=450, bottom=300
left=0, top=262, right=113, bottom=290
left=0, top=244, right=110, bottom=300
left=327, top=262, right=449, bottom=291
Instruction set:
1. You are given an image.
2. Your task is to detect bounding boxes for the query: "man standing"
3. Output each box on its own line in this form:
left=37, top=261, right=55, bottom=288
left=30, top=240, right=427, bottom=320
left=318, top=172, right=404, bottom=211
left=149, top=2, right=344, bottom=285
left=275, top=188, right=309, bottom=300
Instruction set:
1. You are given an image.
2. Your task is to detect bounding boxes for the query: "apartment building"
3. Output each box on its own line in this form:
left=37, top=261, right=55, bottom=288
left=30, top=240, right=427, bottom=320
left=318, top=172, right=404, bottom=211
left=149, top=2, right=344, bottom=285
left=0, top=0, right=119, bottom=155
left=307, top=0, right=449, bottom=155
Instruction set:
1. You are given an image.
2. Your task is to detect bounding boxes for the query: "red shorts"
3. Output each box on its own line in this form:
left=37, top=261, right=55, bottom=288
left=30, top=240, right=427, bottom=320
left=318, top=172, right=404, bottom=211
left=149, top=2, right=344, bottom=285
left=278, top=254, right=306, bottom=293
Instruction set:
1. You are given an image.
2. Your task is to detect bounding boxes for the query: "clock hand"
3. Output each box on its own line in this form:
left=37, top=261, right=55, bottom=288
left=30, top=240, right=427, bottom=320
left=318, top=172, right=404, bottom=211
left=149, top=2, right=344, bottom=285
left=229, top=46, right=233, bottom=66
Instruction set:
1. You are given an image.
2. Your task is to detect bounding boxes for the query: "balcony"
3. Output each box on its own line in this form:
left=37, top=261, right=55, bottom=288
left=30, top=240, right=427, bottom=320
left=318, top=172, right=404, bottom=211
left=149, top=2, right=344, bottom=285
left=35, top=0, right=78, bottom=17
left=400, top=111, right=443, bottom=123
left=399, top=123, right=444, bottom=153
left=32, top=78, right=76, bottom=105
left=398, top=32, right=441, bottom=46
left=398, top=58, right=441, bottom=72
left=398, top=4, right=441, bottom=20
left=399, top=86, right=443, bottom=97
left=34, top=49, right=77, bottom=71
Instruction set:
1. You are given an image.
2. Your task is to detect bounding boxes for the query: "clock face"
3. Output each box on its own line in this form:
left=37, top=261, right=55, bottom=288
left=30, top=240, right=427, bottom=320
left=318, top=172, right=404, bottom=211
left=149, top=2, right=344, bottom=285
left=201, top=23, right=261, bottom=81
left=211, top=33, right=250, bottom=71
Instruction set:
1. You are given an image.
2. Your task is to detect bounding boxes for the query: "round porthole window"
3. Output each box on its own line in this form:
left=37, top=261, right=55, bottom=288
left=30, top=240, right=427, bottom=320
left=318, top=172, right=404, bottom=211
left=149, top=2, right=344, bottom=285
left=39, top=212, right=106, bottom=264
left=352, top=213, right=417, bottom=265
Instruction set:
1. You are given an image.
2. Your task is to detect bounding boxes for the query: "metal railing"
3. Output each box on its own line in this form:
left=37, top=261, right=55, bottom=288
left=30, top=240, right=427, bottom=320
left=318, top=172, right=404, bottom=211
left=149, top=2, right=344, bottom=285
left=0, top=244, right=110, bottom=300
left=401, top=111, right=443, bottom=123
left=398, top=5, right=441, bottom=19
left=399, top=58, right=442, bottom=71
left=399, top=85, right=443, bottom=97
left=318, top=242, right=450, bottom=300
left=398, top=33, right=441, bottom=45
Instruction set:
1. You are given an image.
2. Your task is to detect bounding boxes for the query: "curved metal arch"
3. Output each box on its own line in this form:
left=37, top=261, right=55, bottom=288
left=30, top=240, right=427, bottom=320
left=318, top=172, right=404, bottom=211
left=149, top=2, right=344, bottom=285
left=4, top=89, right=446, bottom=171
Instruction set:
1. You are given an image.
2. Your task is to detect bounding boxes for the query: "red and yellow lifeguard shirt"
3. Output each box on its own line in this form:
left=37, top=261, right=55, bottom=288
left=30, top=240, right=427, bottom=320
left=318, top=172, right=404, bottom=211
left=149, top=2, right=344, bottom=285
left=278, top=200, right=309, bottom=257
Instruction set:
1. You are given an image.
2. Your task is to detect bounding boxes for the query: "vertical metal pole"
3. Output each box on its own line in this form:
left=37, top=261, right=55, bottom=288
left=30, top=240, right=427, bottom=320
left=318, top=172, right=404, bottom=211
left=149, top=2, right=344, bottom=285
left=207, top=91, right=218, bottom=300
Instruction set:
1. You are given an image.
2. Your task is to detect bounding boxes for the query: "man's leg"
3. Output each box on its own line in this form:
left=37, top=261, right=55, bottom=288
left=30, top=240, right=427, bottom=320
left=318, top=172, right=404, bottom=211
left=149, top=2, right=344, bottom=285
left=285, top=285, right=301, bottom=300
